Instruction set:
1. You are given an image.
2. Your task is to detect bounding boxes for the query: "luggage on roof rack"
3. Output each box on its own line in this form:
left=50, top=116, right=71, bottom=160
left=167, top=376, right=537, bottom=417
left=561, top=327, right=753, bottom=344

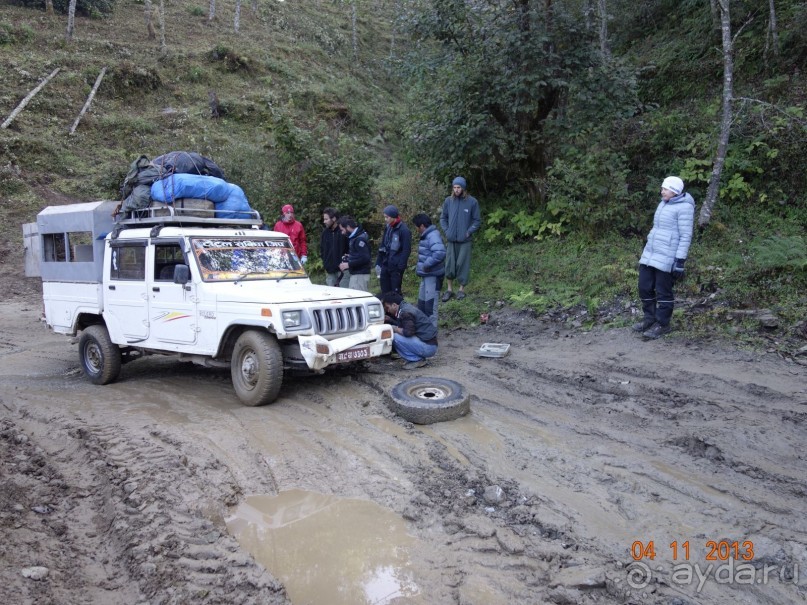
left=115, top=203, right=263, bottom=229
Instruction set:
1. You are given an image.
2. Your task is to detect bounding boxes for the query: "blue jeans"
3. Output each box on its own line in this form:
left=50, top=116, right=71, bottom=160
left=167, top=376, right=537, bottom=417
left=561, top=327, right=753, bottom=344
left=418, top=275, right=442, bottom=329
left=393, top=334, right=437, bottom=362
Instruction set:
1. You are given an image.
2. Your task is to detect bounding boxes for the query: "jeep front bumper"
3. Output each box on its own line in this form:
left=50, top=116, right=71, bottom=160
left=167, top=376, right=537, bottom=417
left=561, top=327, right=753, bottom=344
left=297, top=324, right=394, bottom=370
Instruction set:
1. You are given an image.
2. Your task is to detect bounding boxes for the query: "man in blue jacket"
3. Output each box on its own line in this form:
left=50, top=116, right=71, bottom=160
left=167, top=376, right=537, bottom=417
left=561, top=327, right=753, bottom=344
left=376, top=205, right=412, bottom=295
left=635, top=176, right=695, bottom=339
left=338, top=216, right=372, bottom=292
left=440, top=177, right=481, bottom=302
left=381, top=292, right=438, bottom=370
left=413, top=213, right=446, bottom=329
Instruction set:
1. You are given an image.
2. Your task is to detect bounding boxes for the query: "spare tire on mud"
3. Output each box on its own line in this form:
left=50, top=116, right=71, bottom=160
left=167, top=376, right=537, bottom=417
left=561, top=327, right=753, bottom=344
left=389, top=377, right=470, bottom=424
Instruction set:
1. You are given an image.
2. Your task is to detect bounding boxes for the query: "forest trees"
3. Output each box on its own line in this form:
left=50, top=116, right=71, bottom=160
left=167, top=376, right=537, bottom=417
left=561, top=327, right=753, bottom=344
left=397, top=0, right=637, bottom=205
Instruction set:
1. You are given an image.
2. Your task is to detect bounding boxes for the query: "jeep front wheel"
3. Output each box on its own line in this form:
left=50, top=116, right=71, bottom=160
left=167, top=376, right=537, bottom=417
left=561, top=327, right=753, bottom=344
left=79, top=325, right=122, bottom=385
left=231, top=331, right=283, bottom=406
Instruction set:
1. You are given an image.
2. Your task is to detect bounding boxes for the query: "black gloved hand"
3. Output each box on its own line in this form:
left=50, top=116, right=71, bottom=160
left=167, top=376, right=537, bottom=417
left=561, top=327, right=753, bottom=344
left=672, top=258, right=686, bottom=281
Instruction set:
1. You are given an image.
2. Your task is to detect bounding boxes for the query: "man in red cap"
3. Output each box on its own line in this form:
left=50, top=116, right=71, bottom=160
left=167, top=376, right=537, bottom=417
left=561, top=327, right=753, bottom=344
left=274, top=204, right=308, bottom=264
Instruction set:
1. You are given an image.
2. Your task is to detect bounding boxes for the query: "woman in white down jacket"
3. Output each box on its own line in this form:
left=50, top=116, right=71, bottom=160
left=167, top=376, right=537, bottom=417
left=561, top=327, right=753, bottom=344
left=634, top=176, right=695, bottom=339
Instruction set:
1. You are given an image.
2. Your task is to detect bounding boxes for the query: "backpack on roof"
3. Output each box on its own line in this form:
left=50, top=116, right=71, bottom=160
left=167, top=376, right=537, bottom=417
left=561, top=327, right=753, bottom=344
left=120, top=155, right=163, bottom=211
left=152, top=151, right=225, bottom=180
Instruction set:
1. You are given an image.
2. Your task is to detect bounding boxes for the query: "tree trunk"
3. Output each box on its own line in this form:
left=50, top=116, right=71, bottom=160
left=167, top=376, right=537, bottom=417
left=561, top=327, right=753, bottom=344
left=45, top=0, right=54, bottom=15
left=583, top=0, right=593, bottom=32
left=144, top=0, right=157, bottom=40
left=766, top=0, right=780, bottom=58
left=235, top=0, right=241, bottom=33
left=159, top=0, right=167, bottom=54
left=351, top=0, right=358, bottom=62
left=66, top=0, right=77, bottom=41
left=209, top=0, right=216, bottom=22
left=708, top=0, right=720, bottom=33
left=597, top=0, right=609, bottom=58
left=699, top=0, right=733, bottom=228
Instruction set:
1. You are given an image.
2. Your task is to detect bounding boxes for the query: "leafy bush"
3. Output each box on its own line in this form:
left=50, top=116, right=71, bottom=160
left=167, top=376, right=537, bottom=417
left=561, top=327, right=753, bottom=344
left=546, top=148, right=643, bottom=234
left=751, top=236, right=807, bottom=273
left=482, top=205, right=566, bottom=244
left=268, top=113, right=377, bottom=229
left=0, top=22, right=34, bottom=45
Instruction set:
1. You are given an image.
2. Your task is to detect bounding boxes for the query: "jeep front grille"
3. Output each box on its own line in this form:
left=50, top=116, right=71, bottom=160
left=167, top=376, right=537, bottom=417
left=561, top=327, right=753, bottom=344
left=312, top=305, right=366, bottom=335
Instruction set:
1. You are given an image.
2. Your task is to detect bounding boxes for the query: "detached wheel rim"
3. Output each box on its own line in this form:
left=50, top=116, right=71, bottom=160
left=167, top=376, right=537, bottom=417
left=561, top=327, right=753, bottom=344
left=405, top=384, right=453, bottom=402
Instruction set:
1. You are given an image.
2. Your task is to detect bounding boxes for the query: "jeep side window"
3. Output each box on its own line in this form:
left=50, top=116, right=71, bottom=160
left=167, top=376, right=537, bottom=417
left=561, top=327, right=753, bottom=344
left=154, top=243, right=184, bottom=281
left=110, top=244, right=146, bottom=281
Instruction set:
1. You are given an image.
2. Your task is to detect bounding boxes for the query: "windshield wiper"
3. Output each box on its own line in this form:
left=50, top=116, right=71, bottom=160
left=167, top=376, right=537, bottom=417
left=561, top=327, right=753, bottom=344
left=233, top=271, right=264, bottom=285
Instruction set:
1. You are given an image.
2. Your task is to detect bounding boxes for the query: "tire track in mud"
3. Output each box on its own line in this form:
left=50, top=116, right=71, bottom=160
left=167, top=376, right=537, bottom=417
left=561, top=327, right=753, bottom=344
left=357, top=334, right=807, bottom=604
left=0, top=410, right=290, bottom=605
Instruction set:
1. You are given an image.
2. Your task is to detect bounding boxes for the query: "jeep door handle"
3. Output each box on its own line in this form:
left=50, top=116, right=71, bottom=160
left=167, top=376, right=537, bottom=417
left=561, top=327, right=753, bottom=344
left=108, top=285, right=116, bottom=290
left=152, top=287, right=160, bottom=292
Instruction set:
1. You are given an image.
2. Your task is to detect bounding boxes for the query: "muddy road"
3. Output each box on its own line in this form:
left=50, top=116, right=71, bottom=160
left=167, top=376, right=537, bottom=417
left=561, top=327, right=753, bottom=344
left=1, top=290, right=806, bottom=605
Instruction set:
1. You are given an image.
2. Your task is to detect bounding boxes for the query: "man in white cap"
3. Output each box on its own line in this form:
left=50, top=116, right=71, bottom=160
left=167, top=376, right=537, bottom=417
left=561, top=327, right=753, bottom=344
left=439, top=176, right=481, bottom=301
left=634, top=176, right=695, bottom=339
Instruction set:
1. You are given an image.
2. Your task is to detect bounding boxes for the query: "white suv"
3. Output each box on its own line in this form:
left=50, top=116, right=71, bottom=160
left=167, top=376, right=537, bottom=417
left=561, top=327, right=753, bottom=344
left=32, top=201, right=392, bottom=406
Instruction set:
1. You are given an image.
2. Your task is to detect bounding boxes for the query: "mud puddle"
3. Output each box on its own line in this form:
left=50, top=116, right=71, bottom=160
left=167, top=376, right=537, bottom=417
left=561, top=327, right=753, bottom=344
left=227, top=489, right=421, bottom=605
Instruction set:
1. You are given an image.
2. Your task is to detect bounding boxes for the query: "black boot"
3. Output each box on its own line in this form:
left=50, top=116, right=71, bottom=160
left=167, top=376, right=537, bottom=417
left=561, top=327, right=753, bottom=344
left=642, top=323, right=672, bottom=339
left=632, top=318, right=655, bottom=333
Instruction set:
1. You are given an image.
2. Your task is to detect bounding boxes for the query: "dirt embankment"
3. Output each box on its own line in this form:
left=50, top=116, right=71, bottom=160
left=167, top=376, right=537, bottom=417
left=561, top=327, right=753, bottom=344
left=1, top=282, right=806, bottom=604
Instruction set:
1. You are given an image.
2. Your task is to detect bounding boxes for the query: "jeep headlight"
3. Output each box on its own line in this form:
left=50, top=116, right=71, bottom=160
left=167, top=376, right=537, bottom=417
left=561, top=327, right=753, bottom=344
left=282, top=310, right=303, bottom=328
left=367, top=303, right=382, bottom=321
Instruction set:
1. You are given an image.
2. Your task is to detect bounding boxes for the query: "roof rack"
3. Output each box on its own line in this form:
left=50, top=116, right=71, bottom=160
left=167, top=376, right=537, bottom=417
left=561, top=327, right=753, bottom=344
left=115, top=205, right=264, bottom=229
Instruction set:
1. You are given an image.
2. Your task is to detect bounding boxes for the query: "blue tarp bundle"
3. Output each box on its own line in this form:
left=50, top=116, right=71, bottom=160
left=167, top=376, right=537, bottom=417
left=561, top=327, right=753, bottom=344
left=150, top=173, right=252, bottom=219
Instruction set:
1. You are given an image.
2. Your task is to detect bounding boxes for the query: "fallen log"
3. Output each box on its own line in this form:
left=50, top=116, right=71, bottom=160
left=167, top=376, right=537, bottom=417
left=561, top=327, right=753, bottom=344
left=69, top=66, right=107, bottom=135
left=1, top=67, right=61, bottom=130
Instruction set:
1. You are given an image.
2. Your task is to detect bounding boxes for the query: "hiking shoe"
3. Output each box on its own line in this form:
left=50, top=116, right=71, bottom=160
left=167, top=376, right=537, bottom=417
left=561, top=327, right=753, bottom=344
left=441, top=291, right=454, bottom=303
left=403, top=359, right=428, bottom=370
left=455, top=291, right=466, bottom=300
left=390, top=351, right=402, bottom=360
left=632, top=319, right=655, bottom=333
left=642, top=323, right=672, bottom=339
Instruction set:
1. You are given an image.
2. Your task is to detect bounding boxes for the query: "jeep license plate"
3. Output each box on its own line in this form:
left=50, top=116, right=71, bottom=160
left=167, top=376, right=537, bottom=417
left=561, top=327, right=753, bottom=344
left=336, top=346, right=370, bottom=363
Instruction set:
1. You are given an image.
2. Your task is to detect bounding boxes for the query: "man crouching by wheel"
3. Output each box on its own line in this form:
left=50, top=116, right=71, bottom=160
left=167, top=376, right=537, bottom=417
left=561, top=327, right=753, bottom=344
left=380, top=292, right=438, bottom=370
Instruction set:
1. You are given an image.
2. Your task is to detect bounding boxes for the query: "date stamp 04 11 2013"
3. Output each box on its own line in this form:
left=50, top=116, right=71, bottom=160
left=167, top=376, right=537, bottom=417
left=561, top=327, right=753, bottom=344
left=617, top=540, right=802, bottom=595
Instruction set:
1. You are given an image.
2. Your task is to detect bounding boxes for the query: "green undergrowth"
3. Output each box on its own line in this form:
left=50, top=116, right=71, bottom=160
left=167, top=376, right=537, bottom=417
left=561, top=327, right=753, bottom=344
left=378, top=212, right=807, bottom=347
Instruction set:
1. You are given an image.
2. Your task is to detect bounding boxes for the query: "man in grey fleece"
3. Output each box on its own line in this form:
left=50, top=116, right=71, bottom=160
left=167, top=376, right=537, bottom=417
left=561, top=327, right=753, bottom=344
left=439, top=176, right=481, bottom=301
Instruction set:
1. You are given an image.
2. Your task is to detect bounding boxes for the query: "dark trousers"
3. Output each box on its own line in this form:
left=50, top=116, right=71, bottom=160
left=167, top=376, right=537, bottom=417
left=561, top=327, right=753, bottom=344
left=638, top=264, right=675, bottom=327
left=380, top=268, right=403, bottom=294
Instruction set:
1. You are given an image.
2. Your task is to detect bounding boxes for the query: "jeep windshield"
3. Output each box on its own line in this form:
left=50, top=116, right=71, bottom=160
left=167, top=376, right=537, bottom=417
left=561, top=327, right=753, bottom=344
left=191, top=237, right=306, bottom=282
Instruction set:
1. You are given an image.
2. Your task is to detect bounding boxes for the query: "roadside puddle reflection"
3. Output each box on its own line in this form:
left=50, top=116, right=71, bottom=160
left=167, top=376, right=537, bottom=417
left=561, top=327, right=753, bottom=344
left=226, top=489, right=420, bottom=605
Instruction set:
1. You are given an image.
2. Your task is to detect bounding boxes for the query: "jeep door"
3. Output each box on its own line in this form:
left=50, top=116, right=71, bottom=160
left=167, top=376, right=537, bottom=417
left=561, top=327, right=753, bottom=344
left=148, top=241, right=198, bottom=345
left=106, top=241, right=149, bottom=342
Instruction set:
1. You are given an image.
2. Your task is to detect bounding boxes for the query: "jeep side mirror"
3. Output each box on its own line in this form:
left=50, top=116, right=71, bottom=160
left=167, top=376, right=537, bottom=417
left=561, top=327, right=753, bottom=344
left=173, top=264, right=190, bottom=285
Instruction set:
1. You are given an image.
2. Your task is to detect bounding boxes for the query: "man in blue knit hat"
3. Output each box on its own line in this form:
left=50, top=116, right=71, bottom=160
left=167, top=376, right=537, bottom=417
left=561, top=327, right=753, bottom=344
left=439, top=177, right=481, bottom=301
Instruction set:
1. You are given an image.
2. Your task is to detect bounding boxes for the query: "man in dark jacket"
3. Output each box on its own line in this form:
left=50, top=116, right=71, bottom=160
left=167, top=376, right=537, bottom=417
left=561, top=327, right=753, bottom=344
left=376, top=205, right=412, bottom=295
left=320, top=207, right=349, bottom=287
left=440, top=176, right=481, bottom=302
left=380, top=292, right=438, bottom=370
left=413, top=213, right=446, bottom=329
left=338, top=216, right=371, bottom=292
